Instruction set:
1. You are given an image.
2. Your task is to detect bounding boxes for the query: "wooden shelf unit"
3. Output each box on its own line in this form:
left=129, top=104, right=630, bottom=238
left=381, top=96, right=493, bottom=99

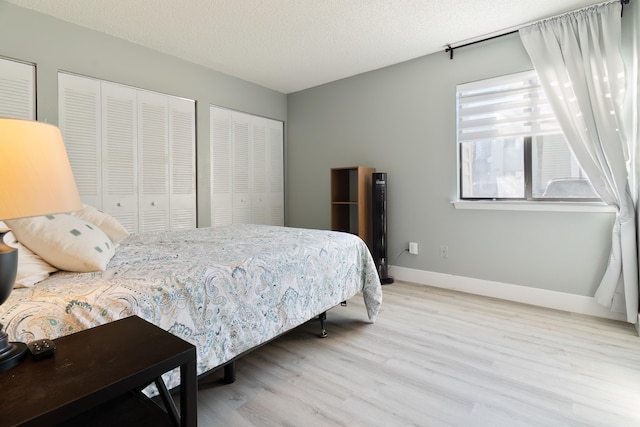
left=331, top=166, right=375, bottom=248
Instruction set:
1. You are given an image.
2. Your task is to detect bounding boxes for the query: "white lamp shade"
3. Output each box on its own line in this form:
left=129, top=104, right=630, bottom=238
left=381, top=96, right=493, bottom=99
left=0, top=118, right=82, bottom=220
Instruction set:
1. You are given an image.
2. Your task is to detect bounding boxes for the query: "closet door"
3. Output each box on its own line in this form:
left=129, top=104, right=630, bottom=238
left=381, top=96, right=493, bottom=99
left=210, top=106, right=233, bottom=227
left=169, top=97, right=196, bottom=230
left=267, top=119, right=284, bottom=226
left=232, top=112, right=253, bottom=224
left=138, top=90, right=169, bottom=233
left=0, top=57, right=35, bottom=120
left=58, top=73, right=102, bottom=209
left=210, top=106, right=285, bottom=227
left=102, top=82, right=138, bottom=233
left=251, top=116, right=268, bottom=224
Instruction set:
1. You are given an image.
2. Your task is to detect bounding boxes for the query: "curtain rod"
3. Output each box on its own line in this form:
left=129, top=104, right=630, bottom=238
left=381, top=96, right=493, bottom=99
left=444, top=0, right=630, bottom=60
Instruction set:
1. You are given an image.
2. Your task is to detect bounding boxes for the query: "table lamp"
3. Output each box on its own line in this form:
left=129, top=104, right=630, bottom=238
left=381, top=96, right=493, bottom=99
left=0, top=118, right=82, bottom=372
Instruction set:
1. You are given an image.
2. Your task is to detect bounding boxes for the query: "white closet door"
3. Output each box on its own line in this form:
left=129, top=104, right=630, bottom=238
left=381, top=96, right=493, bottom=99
left=102, top=82, right=138, bottom=233
left=138, top=90, right=169, bottom=233
left=58, top=72, right=102, bottom=209
left=268, top=119, right=284, bottom=226
left=169, top=97, right=196, bottom=230
left=251, top=116, right=268, bottom=224
left=0, top=57, right=35, bottom=120
left=210, top=106, right=233, bottom=227
left=232, top=112, right=252, bottom=224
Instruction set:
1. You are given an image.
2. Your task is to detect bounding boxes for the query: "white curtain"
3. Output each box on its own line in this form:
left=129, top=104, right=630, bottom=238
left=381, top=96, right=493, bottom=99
left=520, top=1, right=638, bottom=323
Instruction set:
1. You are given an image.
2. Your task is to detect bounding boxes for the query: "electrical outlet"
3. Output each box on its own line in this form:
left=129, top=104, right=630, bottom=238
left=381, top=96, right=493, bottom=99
left=409, top=242, right=419, bottom=255
left=440, top=245, right=448, bottom=258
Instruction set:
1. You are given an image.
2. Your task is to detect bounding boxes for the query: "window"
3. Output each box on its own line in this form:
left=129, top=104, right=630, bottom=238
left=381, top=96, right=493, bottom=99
left=457, top=70, right=598, bottom=201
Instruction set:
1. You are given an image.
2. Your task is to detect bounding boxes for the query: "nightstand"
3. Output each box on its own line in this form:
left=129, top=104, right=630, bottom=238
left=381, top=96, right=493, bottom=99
left=0, top=315, right=197, bottom=427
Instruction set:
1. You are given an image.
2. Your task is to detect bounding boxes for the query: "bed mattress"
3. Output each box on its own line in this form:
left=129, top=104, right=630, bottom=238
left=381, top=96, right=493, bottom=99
left=0, top=224, right=383, bottom=387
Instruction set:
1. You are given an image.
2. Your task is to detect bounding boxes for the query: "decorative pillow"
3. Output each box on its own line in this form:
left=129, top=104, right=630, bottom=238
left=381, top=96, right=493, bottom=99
left=5, top=214, right=115, bottom=272
left=0, top=221, right=58, bottom=288
left=71, top=204, right=129, bottom=244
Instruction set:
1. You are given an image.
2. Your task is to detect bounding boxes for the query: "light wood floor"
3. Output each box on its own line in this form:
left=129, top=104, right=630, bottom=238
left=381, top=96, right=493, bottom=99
left=194, top=281, right=640, bottom=426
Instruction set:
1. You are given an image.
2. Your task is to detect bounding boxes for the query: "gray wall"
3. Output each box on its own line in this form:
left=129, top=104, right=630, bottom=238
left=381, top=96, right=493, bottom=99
left=1, top=1, right=634, bottom=299
left=0, top=1, right=287, bottom=228
left=287, top=28, right=627, bottom=296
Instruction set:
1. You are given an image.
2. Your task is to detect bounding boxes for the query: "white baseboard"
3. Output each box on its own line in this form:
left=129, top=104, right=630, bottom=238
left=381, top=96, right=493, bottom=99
left=389, top=266, right=627, bottom=322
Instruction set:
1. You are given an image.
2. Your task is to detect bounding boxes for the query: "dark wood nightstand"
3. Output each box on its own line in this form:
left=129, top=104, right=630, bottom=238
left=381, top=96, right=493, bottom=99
left=0, top=315, right=197, bottom=427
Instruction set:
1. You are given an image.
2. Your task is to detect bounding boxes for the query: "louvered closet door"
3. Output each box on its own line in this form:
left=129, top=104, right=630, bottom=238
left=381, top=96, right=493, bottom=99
left=0, top=58, right=35, bottom=120
left=102, top=82, right=138, bottom=233
left=210, top=106, right=233, bottom=227
left=267, top=119, right=284, bottom=226
left=210, top=106, right=284, bottom=227
left=169, top=97, right=196, bottom=230
left=58, top=73, right=102, bottom=209
left=232, top=112, right=252, bottom=224
left=251, top=116, right=268, bottom=224
left=138, top=90, right=169, bottom=233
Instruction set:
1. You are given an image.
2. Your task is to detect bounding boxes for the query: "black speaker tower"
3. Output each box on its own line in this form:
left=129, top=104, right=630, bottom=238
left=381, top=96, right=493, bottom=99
left=372, top=172, right=394, bottom=285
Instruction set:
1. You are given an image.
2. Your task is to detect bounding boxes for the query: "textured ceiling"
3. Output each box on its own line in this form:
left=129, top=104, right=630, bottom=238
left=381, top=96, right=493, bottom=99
left=7, top=0, right=606, bottom=94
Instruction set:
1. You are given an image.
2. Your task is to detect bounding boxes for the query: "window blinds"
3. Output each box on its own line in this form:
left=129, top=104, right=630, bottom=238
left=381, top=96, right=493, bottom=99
left=457, top=70, right=562, bottom=142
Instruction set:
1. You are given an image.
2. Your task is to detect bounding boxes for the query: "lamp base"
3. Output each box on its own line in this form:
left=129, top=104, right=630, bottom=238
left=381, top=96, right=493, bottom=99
left=0, top=341, right=27, bottom=373
left=0, top=322, right=28, bottom=372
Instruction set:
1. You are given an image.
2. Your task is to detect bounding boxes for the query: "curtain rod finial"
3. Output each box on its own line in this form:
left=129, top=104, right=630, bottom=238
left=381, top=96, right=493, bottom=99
left=445, top=44, right=454, bottom=60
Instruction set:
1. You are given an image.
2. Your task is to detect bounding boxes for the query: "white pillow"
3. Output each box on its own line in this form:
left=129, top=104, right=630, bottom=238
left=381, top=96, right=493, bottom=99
left=71, top=204, right=129, bottom=244
left=5, top=214, right=115, bottom=272
left=14, top=241, right=59, bottom=287
left=1, top=221, right=58, bottom=288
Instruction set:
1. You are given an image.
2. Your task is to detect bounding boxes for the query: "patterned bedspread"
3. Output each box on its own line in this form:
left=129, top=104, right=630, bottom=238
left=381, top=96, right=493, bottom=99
left=0, top=224, right=382, bottom=388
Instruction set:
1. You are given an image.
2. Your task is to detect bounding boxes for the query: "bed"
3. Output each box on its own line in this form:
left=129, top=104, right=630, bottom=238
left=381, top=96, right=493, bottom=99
left=0, top=219, right=383, bottom=390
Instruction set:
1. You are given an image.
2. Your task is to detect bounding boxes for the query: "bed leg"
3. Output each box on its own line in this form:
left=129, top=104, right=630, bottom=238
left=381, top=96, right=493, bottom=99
left=223, top=361, right=236, bottom=384
left=318, top=312, right=327, bottom=338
